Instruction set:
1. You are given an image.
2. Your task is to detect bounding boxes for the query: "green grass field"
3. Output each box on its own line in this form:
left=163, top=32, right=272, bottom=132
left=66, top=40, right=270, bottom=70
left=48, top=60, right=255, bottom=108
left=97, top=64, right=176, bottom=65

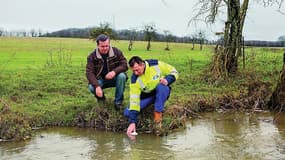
left=0, top=37, right=284, bottom=135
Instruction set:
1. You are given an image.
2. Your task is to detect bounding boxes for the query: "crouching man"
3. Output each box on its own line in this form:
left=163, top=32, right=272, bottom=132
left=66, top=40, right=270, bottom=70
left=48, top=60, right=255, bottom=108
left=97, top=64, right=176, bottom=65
left=124, top=56, right=178, bottom=138
left=86, top=34, right=128, bottom=110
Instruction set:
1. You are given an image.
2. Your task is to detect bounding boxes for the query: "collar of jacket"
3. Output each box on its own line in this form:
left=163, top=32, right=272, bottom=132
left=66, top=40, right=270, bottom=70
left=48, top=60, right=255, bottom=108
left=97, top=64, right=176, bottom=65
left=95, top=46, right=115, bottom=59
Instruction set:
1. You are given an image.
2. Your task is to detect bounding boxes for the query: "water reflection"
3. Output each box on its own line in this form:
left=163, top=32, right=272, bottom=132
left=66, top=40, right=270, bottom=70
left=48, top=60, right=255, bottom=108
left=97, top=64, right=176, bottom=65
left=0, top=128, right=96, bottom=160
left=1, top=112, right=285, bottom=160
left=0, top=128, right=174, bottom=160
left=163, top=112, right=285, bottom=160
left=87, top=130, right=173, bottom=160
left=272, top=112, right=285, bottom=138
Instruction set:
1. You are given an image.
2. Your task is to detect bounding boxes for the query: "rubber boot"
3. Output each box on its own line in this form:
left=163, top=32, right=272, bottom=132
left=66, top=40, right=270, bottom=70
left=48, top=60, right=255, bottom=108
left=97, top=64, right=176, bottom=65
left=154, top=111, right=162, bottom=123
left=153, top=111, right=163, bottom=136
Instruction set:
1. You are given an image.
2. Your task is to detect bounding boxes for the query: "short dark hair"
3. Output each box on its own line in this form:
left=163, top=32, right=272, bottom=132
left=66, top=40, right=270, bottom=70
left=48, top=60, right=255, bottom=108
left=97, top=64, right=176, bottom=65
left=96, top=34, right=109, bottom=45
left=129, top=56, right=144, bottom=67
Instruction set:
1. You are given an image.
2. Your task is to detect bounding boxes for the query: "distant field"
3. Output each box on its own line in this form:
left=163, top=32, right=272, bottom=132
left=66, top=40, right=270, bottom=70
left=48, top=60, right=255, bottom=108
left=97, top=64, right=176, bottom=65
left=0, top=37, right=95, bottom=70
left=0, top=37, right=213, bottom=104
left=0, top=37, right=212, bottom=71
left=0, top=37, right=283, bottom=126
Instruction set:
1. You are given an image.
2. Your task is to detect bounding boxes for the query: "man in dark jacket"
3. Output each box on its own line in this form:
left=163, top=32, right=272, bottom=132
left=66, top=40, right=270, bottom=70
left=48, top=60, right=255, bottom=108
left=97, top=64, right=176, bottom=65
left=86, top=34, right=128, bottom=110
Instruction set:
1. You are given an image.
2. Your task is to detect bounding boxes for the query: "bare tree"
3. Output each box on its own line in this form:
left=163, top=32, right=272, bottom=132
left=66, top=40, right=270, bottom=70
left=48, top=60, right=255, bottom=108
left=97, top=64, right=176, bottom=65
left=0, top=28, right=3, bottom=37
left=191, top=30, right=207, bottom=51
left=19, top=30, right=29, bottom=37
left=190, top=34, right=197, bottom=50
left=143, top=23, right=156, bottom=51
left=89, top=22, right=117, bottom=41
left=197, top=30, right=206, bottom=50
left=163, top=30, right=175, bottom=51
left=192, top=0, right=284, bottom=78
left=30, top=29, right=37, bottom=37
left=38, top=29, right=43, bottom=37
left=127, top=28, right=137, bottom=51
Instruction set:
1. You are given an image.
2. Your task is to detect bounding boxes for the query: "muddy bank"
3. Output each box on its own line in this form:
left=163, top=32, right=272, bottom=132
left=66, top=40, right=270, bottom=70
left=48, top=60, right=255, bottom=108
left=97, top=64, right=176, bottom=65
left=74, top=79, right=273, bottom=135
left=269, top=53, right=285, bottom=110
left=0, top=110, right=32, bottom=141
left=0, top=80, right=274, bottom=141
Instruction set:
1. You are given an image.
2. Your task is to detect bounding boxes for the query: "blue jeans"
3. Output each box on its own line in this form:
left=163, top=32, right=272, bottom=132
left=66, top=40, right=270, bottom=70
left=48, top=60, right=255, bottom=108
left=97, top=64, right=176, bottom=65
left=124, top=84, right=170, bottom=116
left=88, top=73, right=127, bottom=104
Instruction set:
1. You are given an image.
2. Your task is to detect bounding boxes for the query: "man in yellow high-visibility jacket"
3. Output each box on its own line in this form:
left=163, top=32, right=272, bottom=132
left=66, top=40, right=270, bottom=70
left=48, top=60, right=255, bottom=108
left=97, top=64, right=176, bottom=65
left=124, top=56, right=178, bottom=138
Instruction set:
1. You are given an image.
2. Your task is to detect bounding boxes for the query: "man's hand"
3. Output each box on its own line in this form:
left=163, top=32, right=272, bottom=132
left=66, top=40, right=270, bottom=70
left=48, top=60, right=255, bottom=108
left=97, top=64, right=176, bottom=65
left=127, top=123, right=136, bottom=140
left=159, top=78, right=168, bottom=86
left=95, top=86, right=103, bottom=97
left=105, top=71, right=116, bottom=80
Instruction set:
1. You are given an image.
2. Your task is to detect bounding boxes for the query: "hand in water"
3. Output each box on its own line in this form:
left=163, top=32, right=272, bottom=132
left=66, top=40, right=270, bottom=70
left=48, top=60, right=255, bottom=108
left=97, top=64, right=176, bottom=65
left=127, top=123, right=137, bottom=140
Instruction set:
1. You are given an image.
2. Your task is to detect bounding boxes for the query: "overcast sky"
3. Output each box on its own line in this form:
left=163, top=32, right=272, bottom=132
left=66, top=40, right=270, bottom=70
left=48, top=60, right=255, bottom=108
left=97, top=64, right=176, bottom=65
left=0, top=0, right=284, bottom=41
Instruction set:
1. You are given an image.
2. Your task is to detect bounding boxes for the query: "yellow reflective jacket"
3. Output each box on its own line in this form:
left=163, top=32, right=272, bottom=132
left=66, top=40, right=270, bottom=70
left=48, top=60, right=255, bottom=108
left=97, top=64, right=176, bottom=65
left=129, top=59, right=178, bottom=112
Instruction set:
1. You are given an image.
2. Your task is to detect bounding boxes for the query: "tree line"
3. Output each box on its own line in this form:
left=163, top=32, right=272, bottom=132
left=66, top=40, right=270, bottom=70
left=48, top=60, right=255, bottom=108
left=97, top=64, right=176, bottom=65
left=42, top=27, right=206, bottom=44
left=0, top=28, right=44, bottom=37
left=0, top=26, right=284, bottom=48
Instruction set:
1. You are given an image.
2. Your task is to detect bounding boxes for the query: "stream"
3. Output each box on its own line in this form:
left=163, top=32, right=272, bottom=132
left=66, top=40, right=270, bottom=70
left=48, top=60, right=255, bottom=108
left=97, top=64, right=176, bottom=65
left=1, top=112, right=285, bottom=160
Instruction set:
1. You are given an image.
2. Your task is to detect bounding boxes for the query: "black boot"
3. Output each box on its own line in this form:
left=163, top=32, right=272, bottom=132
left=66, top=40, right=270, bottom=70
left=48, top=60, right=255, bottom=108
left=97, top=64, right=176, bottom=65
left=114, top=103, right=123, bottom=111
left=95, top=94, right=106, bottom=108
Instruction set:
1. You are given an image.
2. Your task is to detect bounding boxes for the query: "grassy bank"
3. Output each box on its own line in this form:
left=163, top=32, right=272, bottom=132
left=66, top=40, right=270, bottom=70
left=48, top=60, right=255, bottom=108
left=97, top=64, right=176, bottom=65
left=0, top=37, right=283, bottom=140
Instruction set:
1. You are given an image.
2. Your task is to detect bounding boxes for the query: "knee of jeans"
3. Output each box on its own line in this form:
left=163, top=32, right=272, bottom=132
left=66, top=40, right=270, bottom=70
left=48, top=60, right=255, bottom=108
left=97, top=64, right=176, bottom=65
left=117, top=73, right=127, bottom=81
left=124, top=107, right=130, bottom=117
left=88, top=84, right=95, bottom=94
left=156, top=84, right=169, bottom=92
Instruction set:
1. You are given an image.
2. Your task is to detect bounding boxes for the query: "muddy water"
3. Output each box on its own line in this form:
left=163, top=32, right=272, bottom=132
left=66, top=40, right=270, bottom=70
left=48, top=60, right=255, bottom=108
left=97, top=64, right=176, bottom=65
left=1, top=112, right=285, bottom=160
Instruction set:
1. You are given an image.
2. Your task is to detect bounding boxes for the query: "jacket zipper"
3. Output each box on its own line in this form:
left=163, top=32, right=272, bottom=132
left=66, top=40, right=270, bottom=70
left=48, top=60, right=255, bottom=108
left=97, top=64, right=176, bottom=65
left=96, top=59, right=104, bottom=78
